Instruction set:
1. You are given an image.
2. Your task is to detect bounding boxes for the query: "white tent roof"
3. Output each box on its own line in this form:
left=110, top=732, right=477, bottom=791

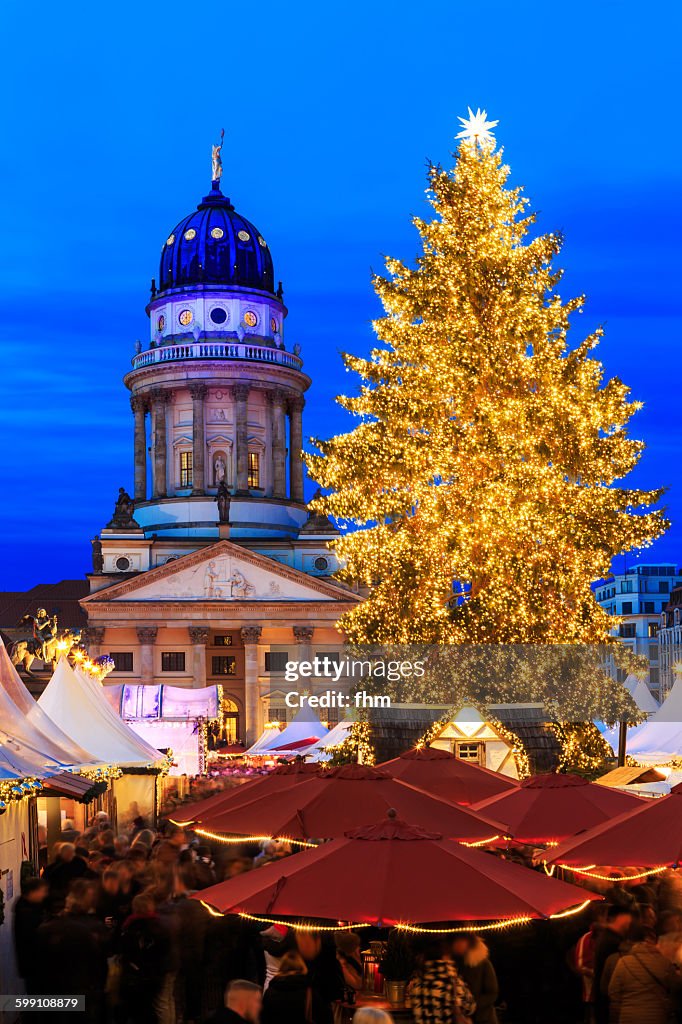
left=613, top=675, right=682, bottom=764
left=245, top=727, right=283, bottom=756
left=39, top=659, right=161, bottom=768
left=260, top=706, right=329, bottom=754
left=629, top=678, right=660, bottom=715
left=305, top=719, right=353, bottom=762
left=0, top=640, right=97, bottom=770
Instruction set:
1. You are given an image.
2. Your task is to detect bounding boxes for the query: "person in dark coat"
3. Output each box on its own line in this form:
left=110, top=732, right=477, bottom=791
left=451, top=933, right=500, bottom=1024
left=119, top=893, right=172, bottom=1024
left=262, top=952, right=327, bottom=1024
left=34, top=881, right=109, bottom=1024
left=592, top=905, right=635, bottom=1024
left=13, top=878, right=48, bottom=994
left=296, top=931, right=345, bottom=1024
left=206, top=979, right=262, bottom=1024
left=42, top=842, right=92, bottom=914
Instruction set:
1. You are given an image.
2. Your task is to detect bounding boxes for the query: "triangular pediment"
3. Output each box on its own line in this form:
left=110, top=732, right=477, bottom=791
left=82, top=540, right=358, bottom=604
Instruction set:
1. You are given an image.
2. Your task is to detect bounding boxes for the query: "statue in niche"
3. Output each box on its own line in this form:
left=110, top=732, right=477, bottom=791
left=216, top=481, right=231, bottom=524
left=214, top=455, right=226, bottom=485
left=91, top=536, right=104, bottom=573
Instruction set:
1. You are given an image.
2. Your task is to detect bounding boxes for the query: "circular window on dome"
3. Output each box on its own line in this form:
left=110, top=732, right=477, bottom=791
left=314, top=556, right=329, bottom=572
left=166, top=234, right=175, bottom=246
left=211, top=227, right=224, bottom=239
left=116, top=556, right=131, bottom=572
left=258, top=236, right=267, bottom=248
left=184, top=228, right=197, bottom=241
left=237, top=230, right=251, bottom=242
left=243, top=311, right=258, bottom=328
left=178, top=309, right=193, bottom=327
left=270, top=317, right=278, bottom=333
left=210, top=307, right=228, bottom=325
left=157, top=314, right=166, bottom=331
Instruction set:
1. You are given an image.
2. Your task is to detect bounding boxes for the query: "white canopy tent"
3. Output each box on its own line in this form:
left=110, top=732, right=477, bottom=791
left=244, top=726, right=282, bottom=757
left=306, top=719, right=353, bottom=762
left=259, top=706, right=329, bottom=756
left=39, top=659, right=161, bottom=768
left=0, top=640, right=97, bottom=770
left=609, top=674, right=682, bottom=764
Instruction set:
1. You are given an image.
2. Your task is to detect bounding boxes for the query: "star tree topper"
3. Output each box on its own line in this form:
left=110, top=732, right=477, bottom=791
left=456, top=107, right=499, bottom=148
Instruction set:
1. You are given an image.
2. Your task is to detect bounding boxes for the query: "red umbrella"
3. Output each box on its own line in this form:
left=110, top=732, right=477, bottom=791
left=169, top=762, right=319, bottom=826
left=379, top=746, right=519, bottom=805
left=546, top=784, right=682, bottom=873
left=196, top=764, right=507, bottom=843
left=193, top=814, right=599, bottom=928
left=474, top=773, right=644, bottom=845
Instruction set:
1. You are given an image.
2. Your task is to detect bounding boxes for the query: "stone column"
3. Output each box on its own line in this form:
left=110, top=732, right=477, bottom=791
left=189, top=383, right=207, bottom=495
left=240, top=625, right=262, bottom=745
left=271, top=389, right=287, bottom=499
left=288, top=395, right=305, bottom=502
left=136, top=625, right=158, bottom=685
left=151, top=389, right=170, bottom=498
left=131, top=395, right=147, bottom=502
left=83, top=625, right=106, bottom=660
left=292, top=625, right=314, bottom=672
left=188, top=625, right=209, bottom=687
left=234, top=384, right=250, bottom=494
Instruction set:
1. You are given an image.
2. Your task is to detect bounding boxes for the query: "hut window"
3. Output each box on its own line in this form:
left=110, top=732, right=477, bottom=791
left=456, top=742, right=482, bottom=762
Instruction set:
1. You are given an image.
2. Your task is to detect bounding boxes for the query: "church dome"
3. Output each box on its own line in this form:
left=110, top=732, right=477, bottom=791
left=158, top=185, right=274, bottom=295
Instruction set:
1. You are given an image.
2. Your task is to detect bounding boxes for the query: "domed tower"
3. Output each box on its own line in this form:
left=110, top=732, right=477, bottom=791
left=123, top=157, right=310, bottom=548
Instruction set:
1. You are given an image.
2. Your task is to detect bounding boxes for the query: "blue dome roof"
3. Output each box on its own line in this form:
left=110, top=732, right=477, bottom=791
left=158, top=186, right=274, bottom=294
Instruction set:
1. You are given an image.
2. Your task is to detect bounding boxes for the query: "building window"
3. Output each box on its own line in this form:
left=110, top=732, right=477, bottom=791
left=644, top=602, right=655, bottom=613
left=619, top=624, right=637, bottom=639
left=456, top=742, right=482, bottom=762
left=213, top=635, right=233, bottom=647
left=660, top=582, right=670, bottom=593
left=621, top=601, right=633, bottom=615
left=648, top=622, right=659, bottom=638
left=111, top=652, right=133, bottom=672
left=212, top=656, right=236, bottom=676
left=314, top=556, right=329, bottom=571
left=621, top=581, right=633, bottom=593
left=161, top=652, right=185, bottom=672
left=265, top=651, right=289, bottom=673
left=248, top=451, right=260, bottom=489
left=315, top=651, right=341, bottom=665
left=180, top=451, right=193, bottom=488
left=650, top=667, right=660, bottom=685
left=116, top=556, right=131, bottom=572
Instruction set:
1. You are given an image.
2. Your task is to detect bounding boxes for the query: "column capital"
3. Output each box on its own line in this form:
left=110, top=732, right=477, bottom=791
left=83, top=626, right=105, bottom=646
left=188, top=625, right=210, bottom=645
left=150, top=387, right=173, bottom=405
left=189, top=382, right=208, bottom=400
left=130, top=394, right=147, bottom=414
left=293, top=625, right=314, bottom=644
left=288, top=394, right=305, bottom=414
left=136, top=625, right=158, bottom=644
left=233, top=383, right=250, bottom=402
left=240, top=626, right=262, bottom=645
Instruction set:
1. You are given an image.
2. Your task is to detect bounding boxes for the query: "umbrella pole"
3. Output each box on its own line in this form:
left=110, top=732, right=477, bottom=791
left=617, top=718, right=628, bottom=768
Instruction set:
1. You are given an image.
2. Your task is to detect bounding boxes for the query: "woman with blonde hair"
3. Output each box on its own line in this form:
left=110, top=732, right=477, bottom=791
left=261, top=950, right=327, bottom=1024
left=352, top=1010, right=395, bottom=1024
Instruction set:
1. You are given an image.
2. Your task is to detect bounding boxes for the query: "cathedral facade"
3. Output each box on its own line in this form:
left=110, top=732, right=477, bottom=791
left=81, top=159, right=358, bottom=743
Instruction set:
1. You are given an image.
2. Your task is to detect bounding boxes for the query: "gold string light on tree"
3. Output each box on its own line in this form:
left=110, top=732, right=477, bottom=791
left=304, top=109, right=667, bottom=652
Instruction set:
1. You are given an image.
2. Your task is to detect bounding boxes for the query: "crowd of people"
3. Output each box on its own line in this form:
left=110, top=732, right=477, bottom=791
left=12, top=807, right=682, bottom=1024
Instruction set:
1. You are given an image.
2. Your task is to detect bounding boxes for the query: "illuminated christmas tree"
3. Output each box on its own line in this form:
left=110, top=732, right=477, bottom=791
left=306, top=110, right=667, bottom=645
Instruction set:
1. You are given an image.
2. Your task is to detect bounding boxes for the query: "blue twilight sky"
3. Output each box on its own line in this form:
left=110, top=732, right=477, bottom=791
left=0, top=0, right=680, bottom=589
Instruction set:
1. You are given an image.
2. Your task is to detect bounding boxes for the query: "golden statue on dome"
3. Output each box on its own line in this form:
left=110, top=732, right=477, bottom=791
left=212, top=128, right=225, bottom=184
